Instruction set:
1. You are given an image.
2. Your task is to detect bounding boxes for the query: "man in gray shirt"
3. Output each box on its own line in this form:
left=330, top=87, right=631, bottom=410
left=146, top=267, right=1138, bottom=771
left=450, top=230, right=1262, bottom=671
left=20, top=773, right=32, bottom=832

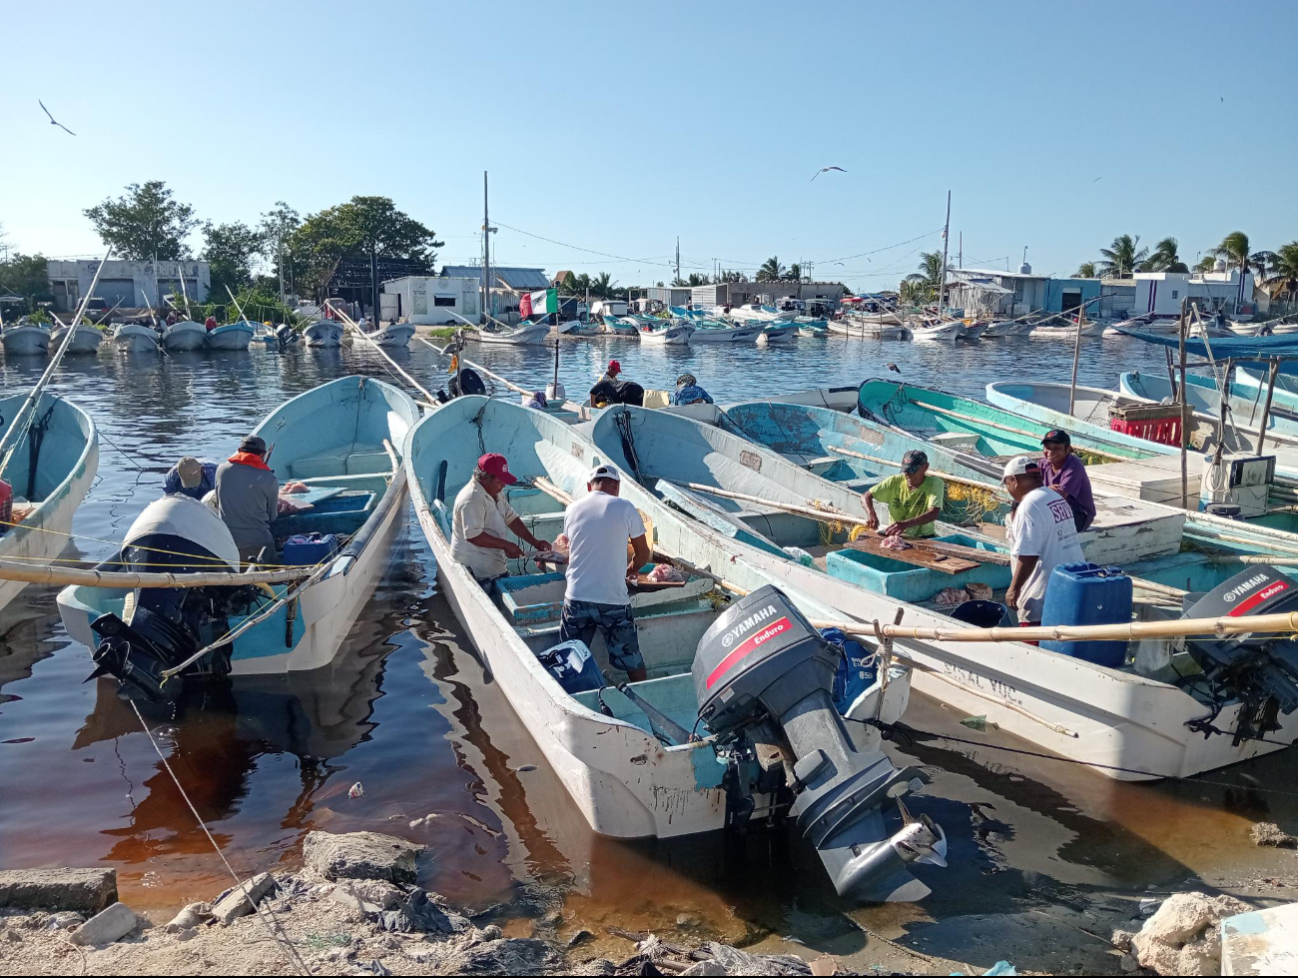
left=215, top=434, right=280, bottom=563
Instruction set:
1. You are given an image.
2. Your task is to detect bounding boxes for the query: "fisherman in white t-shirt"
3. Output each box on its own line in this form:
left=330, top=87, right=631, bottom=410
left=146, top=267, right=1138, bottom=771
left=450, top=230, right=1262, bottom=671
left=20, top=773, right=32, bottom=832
left=559, top=464, right=652, bottom=682
left=1001, top=455, right=1085, bottom=634
left=450, top=453, right=550, bottom=586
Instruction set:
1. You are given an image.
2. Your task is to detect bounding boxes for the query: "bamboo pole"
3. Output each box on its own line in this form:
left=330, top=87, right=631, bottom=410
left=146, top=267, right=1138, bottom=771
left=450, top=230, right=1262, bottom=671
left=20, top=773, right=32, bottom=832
left=1257, top=359, right=1281, bottom=456
left=826, top=444, right=1004, bottom=493
left=683, top=482, right=871, bottom=528
left=1068, top=304, right=1084, bottom=415
left=0, top=558, right=316, bottom=589
left=907, top=399, right=1127, bottom=462
left=327, top=301, right=440, bottom=405
left=1179, top=298, right=1189, bottom=509
left=815, top=611, right=1298, bottom=645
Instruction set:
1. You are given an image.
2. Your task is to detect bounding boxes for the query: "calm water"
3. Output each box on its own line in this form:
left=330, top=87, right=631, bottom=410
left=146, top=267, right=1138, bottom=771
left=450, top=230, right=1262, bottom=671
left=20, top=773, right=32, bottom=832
left=0, top=334, right=1292, bottom=969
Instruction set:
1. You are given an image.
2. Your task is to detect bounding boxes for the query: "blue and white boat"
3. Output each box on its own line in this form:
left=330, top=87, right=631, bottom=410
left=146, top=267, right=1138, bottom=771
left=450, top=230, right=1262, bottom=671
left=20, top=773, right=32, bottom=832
left=57, top=376, right=419, bottom=677
left=207, top=320, right=255, bottom=351
left=1, top=323, right=51, bottom=356
left=1120, top=370, right=1298, bottom=439
left=113, top=322, right=161, bottom=353
left=304, top=319, right=345, bottom=348
left=162, top=320, right=208, bottom=352
left=0, top=392, right=98, bottom=613
left=48, top=322, right=103, bottom=355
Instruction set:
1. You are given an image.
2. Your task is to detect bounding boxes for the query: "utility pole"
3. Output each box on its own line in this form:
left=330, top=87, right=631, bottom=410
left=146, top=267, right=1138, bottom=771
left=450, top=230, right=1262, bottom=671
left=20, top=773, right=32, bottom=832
left=370, top=242, right=379, bottom=325
left=958, top=232, right=962, bottom=270
left=482, top=171, right=491, bottom=324
left=937, top=190, right=951, bottom=313
left=675, top=236, right=680, bottom=285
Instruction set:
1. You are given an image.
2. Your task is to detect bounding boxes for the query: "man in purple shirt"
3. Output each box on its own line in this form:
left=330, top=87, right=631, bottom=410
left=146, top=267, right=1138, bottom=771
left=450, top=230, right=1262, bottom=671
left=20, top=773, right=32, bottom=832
left=1040, top=429, right=1096, bottom=532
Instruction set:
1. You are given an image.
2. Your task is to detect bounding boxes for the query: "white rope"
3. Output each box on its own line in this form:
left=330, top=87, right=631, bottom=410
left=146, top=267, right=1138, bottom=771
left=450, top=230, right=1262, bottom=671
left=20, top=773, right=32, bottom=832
left=127, top=699, right=312, bottom=975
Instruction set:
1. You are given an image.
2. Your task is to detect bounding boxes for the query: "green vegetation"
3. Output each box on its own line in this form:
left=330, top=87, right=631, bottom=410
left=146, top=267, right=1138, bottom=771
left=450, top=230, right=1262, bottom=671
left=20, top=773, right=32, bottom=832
left=84, top=180, right=198, bottom=260
left=900, top=250, right=946, bottom=303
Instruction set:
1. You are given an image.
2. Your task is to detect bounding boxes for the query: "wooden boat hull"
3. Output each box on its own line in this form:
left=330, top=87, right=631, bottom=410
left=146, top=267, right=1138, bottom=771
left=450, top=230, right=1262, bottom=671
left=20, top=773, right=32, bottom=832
left=207, top=322, right=254, bottom=350
left=304, top=321, right=345, bottom=347
left=589, top=403, right=1297, bottom=780
left=405, top=396, right=911, bottom=840
left=162, top=321, right=207, bottom=351
left=114, top=324, right=160, bottom=353
left=57, top=378, right=418, bottom=674
left=2, top=325, right=50, bottom=356
left=49, top=325, right=103, bottom=355
left=0, top=393, right=98, bottom=612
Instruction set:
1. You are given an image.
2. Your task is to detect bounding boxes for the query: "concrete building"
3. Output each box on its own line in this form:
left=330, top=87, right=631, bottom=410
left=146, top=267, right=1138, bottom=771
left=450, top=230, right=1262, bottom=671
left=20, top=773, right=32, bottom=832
left=46, top=259, right=210, bottom=312
left=947, top=267, right=1105, bottom=318
left=689, top=281, right=846, bottom=310
left=382, top=276, right=480, bottom=324
left=1133, top=268, right=1255, bottom=317
left=439, top=265, right=550, bottom=320
left=645, top=286, right=693, bottom=309
left=1100, top=279, right=1137, bottom=320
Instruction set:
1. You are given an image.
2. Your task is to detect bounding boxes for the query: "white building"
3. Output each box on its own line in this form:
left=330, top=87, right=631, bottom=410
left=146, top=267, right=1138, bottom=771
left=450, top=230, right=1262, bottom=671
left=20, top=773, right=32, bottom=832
left=381, top=276, right=480, bottom=325
left=46, top=259, right=210, bottom=312
left=1134, top=267, right=1255, bottom=317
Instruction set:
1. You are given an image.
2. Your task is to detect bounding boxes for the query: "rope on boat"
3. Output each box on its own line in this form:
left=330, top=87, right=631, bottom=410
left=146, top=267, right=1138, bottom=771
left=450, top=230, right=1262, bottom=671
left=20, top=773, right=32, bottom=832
left=127, top=699, right=313, bottom=975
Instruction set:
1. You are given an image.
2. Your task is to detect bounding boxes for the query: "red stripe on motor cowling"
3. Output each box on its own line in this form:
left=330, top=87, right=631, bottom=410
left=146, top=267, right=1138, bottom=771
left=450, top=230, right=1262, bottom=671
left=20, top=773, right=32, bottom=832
left=1228, top=581, right=1289, bottom=616
left=705, top=617, right=792, bottom=690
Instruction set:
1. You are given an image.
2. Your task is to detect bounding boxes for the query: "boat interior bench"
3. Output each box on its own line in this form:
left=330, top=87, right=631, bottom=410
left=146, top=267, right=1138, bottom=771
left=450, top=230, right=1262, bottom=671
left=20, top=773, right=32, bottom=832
left=572, top=675, right=702, bottom=740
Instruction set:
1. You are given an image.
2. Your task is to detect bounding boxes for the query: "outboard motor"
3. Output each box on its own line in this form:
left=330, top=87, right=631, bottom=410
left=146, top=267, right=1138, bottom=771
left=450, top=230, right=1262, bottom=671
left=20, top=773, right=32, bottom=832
left=87, top=496, right=257, bottom=702
left=1182, top=564, right=1298, bottom=743
left=275, top=323, right=299, bottom=349
left=693, top=585, right=946, bottom=902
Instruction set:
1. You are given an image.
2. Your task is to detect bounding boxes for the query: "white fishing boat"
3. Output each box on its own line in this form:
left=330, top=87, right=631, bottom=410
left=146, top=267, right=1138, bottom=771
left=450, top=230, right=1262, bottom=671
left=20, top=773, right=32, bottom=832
left=369, top=322, right=416, bottom=348
left=590, top=403, right=1298, bottom=781
left=639, top=322, right=693, bottom=346
left=160, top=320, right=208, bottom=351
left=1028, top=319, right=1103, bottom=339
left=909, top=321, right=962, bottom=341
left=1, top=324, right=51, bottom=356
left=467, top=320, right=552, bottom=346
left=759, top=324, right=796, bottom=345
left=404, top=395, right=950, bottom=901
left=979, top=317, right=1035, bottom=338
left=957, top=321, right=987, bottom=341
left=58, top=376, right=419, bottom=679
left=688, top=321, right=761, bottom=344
left=48, top=323, right=103, bottom=355
left=0, top=392, right=99, bottom=613
left=113, top=323, right=161, bottom=353
left=304, top=320, right=346, bottom=347
left=725, top=302, right=796, bottom=324
left=207, top=321, right=255, bottom=351
left=829, top=318, right=909, bottom=339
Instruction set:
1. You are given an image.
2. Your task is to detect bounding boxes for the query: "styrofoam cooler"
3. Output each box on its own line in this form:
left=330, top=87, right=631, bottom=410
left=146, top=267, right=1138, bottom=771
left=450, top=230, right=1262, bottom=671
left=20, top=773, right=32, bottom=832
left=1039, top=562, right=1133, bottom=668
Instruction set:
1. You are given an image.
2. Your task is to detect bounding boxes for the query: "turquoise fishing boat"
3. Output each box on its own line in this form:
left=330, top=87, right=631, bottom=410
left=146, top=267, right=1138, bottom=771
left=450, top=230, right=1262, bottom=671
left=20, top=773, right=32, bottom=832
left=57, top=376, right=419, bottom=682
left=1121, top=370, right=1298, bottom=439
left=207, top=320, right=255, bottom=350
left=0, top=392, right=98, bottom=612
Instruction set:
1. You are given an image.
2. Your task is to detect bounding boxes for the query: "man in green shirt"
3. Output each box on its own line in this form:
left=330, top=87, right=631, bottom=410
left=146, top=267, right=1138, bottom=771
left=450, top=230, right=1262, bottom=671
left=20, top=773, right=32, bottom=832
left=861, top=450, right=945, bottom=539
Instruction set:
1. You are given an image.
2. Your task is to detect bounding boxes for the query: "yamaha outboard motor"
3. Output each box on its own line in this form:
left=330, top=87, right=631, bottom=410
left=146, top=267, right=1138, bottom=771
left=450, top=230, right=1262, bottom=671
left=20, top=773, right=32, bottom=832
left=87, top=496, right=257, bottom=702
left=693, top=585, right=946, bottom=902
left=1182, top=564, right=1298, bottom=743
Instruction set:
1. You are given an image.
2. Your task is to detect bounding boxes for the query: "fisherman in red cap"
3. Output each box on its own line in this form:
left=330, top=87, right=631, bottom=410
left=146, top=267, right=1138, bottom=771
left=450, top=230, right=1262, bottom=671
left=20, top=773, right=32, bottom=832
left=589, top=359, right=645, bottom=407
left=601, top=360, right=622, bottom=385
left=450, top=453, right=550, bottom=586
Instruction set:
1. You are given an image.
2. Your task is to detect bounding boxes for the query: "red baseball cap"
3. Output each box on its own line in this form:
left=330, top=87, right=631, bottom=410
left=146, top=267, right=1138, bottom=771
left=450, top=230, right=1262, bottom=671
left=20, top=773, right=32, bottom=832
left=608, top=359, right=621, bottom=375
left=477, top=453, right=517, bottom=485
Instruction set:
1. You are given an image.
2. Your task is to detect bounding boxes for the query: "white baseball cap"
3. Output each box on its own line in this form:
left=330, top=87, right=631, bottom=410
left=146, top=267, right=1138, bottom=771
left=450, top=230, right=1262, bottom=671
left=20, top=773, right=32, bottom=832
left=1002, top=456, right=1041, bottom=480
left=589, top=463, right=621, bottom=483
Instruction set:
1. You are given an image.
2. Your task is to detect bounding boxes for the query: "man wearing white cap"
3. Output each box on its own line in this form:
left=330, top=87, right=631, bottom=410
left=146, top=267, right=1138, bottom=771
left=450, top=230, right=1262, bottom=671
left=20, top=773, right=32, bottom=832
left=1001, top=456, right=1084, bottom=632
left=559, top=464, right=652, bottom=682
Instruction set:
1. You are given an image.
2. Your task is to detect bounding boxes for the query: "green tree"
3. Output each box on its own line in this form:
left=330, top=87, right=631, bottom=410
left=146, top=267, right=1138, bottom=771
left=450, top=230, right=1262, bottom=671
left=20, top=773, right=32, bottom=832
left=1096, top=234, right=1148, bottom=278
left=1075, top=261, right=1099, bottom=278
left=259, top=200, right=301, bottom=294
left=901, top=250, right=946, bottom=302
left=1212, top=231, right=1252, bottom=273
left=0, top=253, right=52, bottom=312
left=718, top=269, right=747, bottom=283
left=1194, top=254, right=1218, bottom=273
left=559, top=271, right=592, bottom=295
left=757, top=256, right=786, bottom=282
left=1142, top=237, right=1189, bottom=273
left=1249, top=250, right=1278, bottom=281
left=1266, top=242, right=1298, bottom=298
left=589, top=271, right=617, bottom=299
left=83, top=180, right=198, bottom=260
left=685, top=272, right=710, bottom=287
left=786, top=263, right=803, bottom=282
left=288, top=196, right=442, bottom=297
left=202, top=221, right=264, bottom=296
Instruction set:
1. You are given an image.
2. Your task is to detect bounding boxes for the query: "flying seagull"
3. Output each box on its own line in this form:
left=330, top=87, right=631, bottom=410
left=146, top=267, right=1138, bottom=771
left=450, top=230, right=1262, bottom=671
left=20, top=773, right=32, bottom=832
left=811, top=166, right=846, bottom=181
left=39, top=100, right=76, bottom=136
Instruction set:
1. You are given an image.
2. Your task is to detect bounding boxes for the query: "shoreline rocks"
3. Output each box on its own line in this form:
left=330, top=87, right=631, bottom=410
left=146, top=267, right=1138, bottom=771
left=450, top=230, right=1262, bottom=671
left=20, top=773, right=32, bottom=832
left=0, top=868, right=117, bottom=913
left=302, top=830, right=425, bottom=885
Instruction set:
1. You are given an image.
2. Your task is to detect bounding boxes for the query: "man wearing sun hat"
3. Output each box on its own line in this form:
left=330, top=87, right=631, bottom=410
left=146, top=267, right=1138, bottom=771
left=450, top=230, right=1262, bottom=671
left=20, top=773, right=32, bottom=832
left=861, top=449, right=945, bottom=539
left=1002, top=455, right=1084, bottom=630
left=558, top=463, right=652, bottom=682
left=450, top=453, right=550, bottom=585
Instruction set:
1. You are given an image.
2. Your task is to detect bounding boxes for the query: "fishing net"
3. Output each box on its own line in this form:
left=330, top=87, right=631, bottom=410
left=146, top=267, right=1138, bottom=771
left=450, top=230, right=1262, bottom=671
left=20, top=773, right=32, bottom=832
left=944, top=481, right=1003, bottom=525
left=808, top=499, right=851, bottom=546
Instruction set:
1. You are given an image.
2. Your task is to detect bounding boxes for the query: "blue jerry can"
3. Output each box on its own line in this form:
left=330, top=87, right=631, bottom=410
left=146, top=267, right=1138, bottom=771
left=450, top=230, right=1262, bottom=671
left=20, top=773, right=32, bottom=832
left=1039, top=562, right=1133, bottom=668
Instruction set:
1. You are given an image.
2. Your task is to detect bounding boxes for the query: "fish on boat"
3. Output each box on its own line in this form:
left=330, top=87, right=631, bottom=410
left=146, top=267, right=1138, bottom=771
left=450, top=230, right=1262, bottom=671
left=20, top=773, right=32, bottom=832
left=0, top=392, right=99, bottom=613
left=57, top=377, right=419, bottom=685
left=207, top=321, right=255, bottom=351
left=113, top=323, right=161, bottom=353
left=589, top=402, right=1298, bottom=780
left=161, top=320, right=208, bottom=351
left=49, top=323, right=103, bottom=355
left=2, top=323, right=51, bottom=356
left=405, top=395, right=948, bottom=901
left=304, top=320, right=346, bottom=348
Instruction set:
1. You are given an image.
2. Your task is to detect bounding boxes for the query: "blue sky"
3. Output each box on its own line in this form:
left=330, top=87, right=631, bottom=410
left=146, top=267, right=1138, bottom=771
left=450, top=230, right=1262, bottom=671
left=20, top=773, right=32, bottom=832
left=3, top=0, right=1294, bottom=290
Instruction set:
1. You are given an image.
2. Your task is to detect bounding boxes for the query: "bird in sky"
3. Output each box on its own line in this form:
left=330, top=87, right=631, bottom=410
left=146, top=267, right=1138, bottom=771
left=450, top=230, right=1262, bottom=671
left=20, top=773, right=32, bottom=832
left=811, top=166, right=846, bottom=181
left=39, top=100, right=76, bottom=136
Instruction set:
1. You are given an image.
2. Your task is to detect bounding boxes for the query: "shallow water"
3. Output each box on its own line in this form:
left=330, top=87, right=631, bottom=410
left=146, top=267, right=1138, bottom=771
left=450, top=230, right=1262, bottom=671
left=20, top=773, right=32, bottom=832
left=0, top=335, right=1293, bottom=970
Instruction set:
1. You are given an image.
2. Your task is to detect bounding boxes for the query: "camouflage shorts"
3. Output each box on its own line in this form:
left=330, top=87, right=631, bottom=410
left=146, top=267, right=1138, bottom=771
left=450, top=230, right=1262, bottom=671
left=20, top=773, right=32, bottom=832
left=559, top=600, right=644, bottom=674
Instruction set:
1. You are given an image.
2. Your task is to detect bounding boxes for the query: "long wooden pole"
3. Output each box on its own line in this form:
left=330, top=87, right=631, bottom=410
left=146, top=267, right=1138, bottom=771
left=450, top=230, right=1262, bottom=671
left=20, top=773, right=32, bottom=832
left=826, top=444, right=1005, bottom=494
left=1179, top=298, right=1189, bottom=510
left=327, top=301, right=439, bottom=405
left=0, top=558, right=315, bottom=589
left=907, top=399, right=1127, bottom=462
left=1068, top=303, right=1085, bottom=415
left=1257, top=358, right=1280, bottom=456
left=684, top=482, right=871, bottom=528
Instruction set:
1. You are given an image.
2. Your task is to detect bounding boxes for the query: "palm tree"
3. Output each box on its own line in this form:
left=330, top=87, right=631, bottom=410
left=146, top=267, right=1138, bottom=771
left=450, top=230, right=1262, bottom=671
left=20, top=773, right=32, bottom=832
left=786, top=262, right=803, bottom=282
left=1096, top=234, right=1148, bottom=278
left=1075, top=262, right=1098, bottom=278
left=1249, top=250, right=1278, bottom=281
left=1212, top=231, right=1251, bottom=273
left=1194, top=254, right=1218, bottom=273
left=588, top=271, right=617, bottom=299
left=756, top=256, right=786, bottom=282
left=559, top=271, right=591, bottom=295
left=1266, top=242, right=1298, bottom=298
left=902, top=251, right=945, bottom=301
left=1142, top=237, right=1189, bottom=273
left=685, top=272, right=710, bottom=287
